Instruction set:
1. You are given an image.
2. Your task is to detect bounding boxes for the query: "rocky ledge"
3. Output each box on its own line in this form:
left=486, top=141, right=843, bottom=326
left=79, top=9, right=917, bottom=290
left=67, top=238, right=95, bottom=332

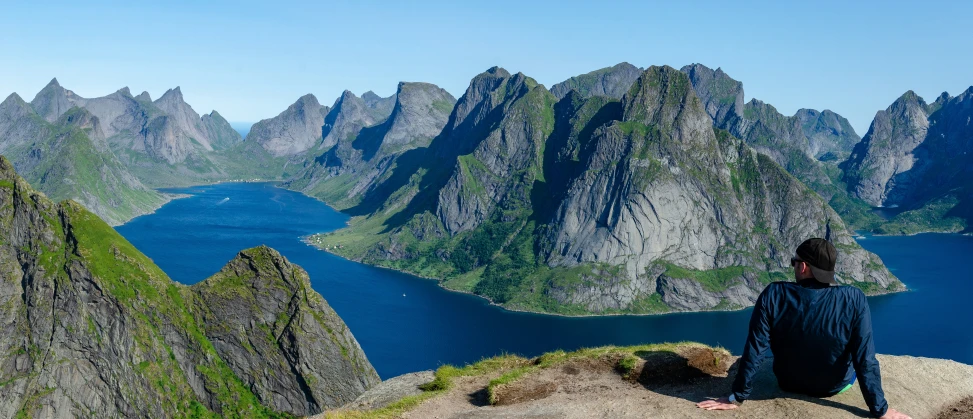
left=318, top=343, right=973, bottom=419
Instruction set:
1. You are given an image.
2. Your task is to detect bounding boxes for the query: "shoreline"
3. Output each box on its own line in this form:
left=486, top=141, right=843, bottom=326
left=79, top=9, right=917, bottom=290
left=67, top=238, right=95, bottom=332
left=107, top=192, right=192, bottom=227
left=126, top=180, right=912, bottom=318
left=299, top=235, right=906, bottom=319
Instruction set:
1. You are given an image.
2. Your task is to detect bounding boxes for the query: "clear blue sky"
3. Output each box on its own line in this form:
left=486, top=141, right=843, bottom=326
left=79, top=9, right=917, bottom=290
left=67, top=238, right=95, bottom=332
left=2, top=0, right=970, bottom=135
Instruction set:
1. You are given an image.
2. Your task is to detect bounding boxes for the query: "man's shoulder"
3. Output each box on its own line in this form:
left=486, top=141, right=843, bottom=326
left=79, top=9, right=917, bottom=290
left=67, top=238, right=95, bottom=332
left=833, top=284, right=868, bottom=300
left=762, top=282, right=866, bottom=299
left=759, top=281, right=790, bottom=297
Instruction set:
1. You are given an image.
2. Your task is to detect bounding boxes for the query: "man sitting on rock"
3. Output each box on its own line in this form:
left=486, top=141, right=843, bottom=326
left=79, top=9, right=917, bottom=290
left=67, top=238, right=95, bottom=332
left=696, top=238, right=910, bottom=419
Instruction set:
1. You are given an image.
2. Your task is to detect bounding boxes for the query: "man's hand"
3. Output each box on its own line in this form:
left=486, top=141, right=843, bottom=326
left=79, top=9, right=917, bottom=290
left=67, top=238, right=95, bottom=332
left=880, top=408, right=911, bottom=419
left=696, top=397, right=738, bottom=411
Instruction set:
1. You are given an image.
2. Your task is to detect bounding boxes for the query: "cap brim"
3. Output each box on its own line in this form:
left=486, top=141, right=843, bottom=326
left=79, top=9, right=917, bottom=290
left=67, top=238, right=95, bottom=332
left=809, top=265, right=837, bottom=285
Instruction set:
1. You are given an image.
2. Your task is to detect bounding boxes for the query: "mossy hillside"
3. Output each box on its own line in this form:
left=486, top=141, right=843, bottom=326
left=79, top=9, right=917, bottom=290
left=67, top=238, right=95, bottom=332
left=0, top=170, right=204, bottom=416
left=5, top=109, right=170, bottom=225
left=0, top=159, right=335, bottom=417
left=63, top=202, right=292, bottom=419
left=874, top=195, right=967, bottom=235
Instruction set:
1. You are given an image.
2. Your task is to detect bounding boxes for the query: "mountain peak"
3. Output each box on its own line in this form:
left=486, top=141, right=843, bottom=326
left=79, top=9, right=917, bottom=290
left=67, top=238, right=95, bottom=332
left=550, top=62, right=643, bottom=100
left=896, top=90, right=923, bottom=104
left=337, top=90, right=358, bottom=104
left=622, top=65, right=703, bottom=130
left=296, top=93, right=320, bottom=107
left=135, top=91, right=151, bottom=102
left=485, top=66, right=511, bottom=78
left=158, top=86, right=184, bottom=103
left=46, top=77, right=61, bottom=88
left=116, top=87, right=132, bottom=97
left=2, top=92, right=26, bottom=107
left=795, top=108, right=819, bottom=117
left=361, top=90, right=381, bottom=101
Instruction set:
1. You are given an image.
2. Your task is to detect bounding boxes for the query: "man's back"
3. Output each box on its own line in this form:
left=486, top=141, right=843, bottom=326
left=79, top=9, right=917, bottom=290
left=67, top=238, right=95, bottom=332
left=763, top=281, right=862, bottom=395
left=732, top=279, right=888, bottom=416
left=701, top=238, right=903, bottom=418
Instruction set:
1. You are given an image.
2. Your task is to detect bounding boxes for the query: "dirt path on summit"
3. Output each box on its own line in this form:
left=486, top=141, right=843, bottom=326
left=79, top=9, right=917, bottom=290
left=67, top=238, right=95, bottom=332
left=398, top=354, right=973, bottom=419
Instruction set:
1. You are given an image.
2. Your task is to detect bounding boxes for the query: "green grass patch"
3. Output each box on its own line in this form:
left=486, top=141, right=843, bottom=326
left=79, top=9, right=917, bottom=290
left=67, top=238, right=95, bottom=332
left=660, top=263, right=747, bottom=293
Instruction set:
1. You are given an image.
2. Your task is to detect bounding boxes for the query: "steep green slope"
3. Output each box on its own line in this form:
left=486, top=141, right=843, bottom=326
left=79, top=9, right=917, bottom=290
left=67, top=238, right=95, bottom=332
left=0, top=156, right=378, bottom=418
left=0, top=94, right=170, bottom=225
left=310, top=66, right=900, bottom=316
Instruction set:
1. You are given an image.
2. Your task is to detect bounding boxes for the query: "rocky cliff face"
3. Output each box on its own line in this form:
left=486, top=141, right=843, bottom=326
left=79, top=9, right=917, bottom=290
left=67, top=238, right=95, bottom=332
left=245, top=94, right=330, bottom=157
left=25, top=79, right=241, bottom=184
left=361, top=91, right=397, bottom=120
left=841, top=88, right=973, bottom=232
left=550, top=62, right=643, bottom=100
left=314, top=66, right=899, bottom=315
left=433, top=68, right=553, bottom=234
left=0, top=93, right=51, bottom=150
left=794, top=108, right=860, bottom=159
left=0, top=157, right=378, bottom=418
left=680, top=64, right=856, bottom=199
left=0, top=94, right=169, bottom=225
left=842, top=91, right=936, bottom=207
left=199, top=110, right=241, bottom=150
left=191, top=247, right=380, bottom=414
left=680, top=64, right=744, bottom=128
left=321, top=90, right=396, bottom=151
left=287, top=82, right=455, bottom=208
left=537, top=67, right=897, bottom=312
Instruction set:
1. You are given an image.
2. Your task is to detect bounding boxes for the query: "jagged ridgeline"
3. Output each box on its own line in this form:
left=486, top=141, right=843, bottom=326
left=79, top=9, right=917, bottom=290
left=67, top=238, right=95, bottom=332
left=841, top=88, right=973, bottom=234
left=0, top=156, right=378, bottom=418
left=28, top=80, right=243, bottom=187
left=286, top=82, right=456, bottom=209
left=0, top=93, right=170, bottom=226
left=314, top=66, right=902, bottom=315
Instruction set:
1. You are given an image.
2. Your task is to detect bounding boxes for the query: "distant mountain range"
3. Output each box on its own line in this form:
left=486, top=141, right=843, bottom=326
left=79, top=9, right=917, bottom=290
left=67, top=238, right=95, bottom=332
left=0, top=90, right=170, bottom=225
left=3, top=62, right=971, bottom=315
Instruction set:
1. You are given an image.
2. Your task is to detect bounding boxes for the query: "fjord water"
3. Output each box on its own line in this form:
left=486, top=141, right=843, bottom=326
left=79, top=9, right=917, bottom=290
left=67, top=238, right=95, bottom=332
left=116, top=183, right=973, bottom=378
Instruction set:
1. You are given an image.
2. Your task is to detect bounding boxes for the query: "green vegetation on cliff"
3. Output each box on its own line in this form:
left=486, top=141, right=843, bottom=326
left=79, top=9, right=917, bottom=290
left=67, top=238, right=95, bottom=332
left=310, top=66, right=900, bottom=316
left=0, top=156, right=377, bottom=418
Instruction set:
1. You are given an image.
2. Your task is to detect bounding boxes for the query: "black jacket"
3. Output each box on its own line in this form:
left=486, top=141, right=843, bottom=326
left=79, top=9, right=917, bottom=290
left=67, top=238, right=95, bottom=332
left=731, top=280, right=888, bottom=417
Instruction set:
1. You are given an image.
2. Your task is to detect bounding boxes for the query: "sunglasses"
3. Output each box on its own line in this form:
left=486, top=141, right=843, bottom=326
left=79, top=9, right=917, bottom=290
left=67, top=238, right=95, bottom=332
left=790, top=257, right=805, bottom=267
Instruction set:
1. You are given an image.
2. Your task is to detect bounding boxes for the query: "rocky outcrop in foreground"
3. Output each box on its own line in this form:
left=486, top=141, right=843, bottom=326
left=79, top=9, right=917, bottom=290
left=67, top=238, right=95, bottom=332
left=0, top=156, right=378, bottom=418
left=320, top=344, right=973, bottom=419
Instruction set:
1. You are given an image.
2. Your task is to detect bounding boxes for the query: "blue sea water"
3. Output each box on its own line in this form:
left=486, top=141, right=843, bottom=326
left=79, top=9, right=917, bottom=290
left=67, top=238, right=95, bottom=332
left=115, top=182, right=973, bottom=379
